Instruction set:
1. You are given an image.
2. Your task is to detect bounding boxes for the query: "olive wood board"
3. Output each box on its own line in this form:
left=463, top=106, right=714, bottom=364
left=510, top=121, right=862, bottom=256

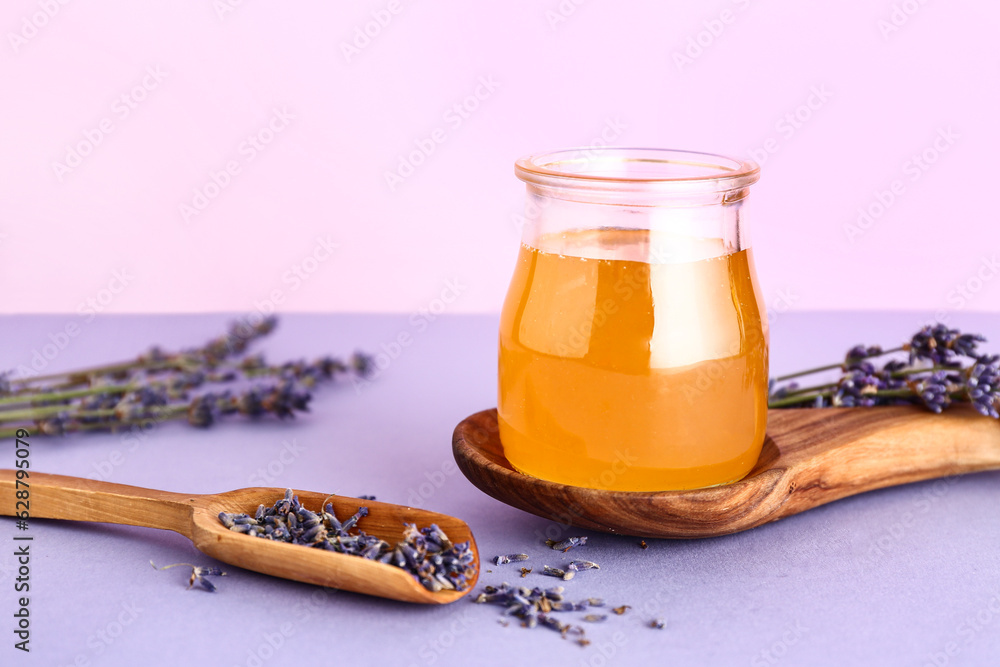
left=452, top=406, right=1000, bottom=539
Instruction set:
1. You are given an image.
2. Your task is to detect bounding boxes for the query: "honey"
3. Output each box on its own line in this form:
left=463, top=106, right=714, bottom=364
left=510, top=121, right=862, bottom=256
left=498, top=228, right=768, bottom=491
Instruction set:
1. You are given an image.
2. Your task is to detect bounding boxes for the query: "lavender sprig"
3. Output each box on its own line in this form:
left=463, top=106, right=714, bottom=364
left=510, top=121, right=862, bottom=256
left=967, top=356, right=1000, bottom=418
left=769, top=324, right=999, bottom=418
left=0, top=318, right=372, bottom=438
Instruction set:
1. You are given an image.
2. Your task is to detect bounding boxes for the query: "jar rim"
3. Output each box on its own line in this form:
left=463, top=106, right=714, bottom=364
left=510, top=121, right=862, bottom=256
left=514, top=147, right=760, bottom=195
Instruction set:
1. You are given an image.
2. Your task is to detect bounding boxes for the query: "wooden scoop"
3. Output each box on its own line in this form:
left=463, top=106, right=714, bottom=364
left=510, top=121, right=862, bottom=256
left=453, top=406, right=1000, bottom=539
left=0, top=471, right=478, bottom=604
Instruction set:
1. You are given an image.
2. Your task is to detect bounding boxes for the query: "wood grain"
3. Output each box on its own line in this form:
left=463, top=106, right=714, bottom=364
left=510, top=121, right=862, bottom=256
left=452, top=406, right=1000, bottom=538
left=0, top=472, right=478, bottom=604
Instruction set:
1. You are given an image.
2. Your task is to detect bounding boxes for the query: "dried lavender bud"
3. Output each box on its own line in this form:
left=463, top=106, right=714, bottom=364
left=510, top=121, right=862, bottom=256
left=37, top=417, right=67, bottom=436
left=832, top=369, right=886, bottom=407
left=612, top=605, right=631, bottom=615
left=219, top=490, right=475, bottom=592
left=567, top=560, right=600, bottom=571
left=545, top=536, right=587, bottom=552
left=351, top=352, right=374, bottom=377
left=639, top=540, right=648, bottom=549
left=541, top=565, right=574, bottom=580
left=771, top=382, right=800, bottom=400
left=845, top=345, right=883, bottom=366
left=151, top=561, right=226, bottom=592
left=966, top=356, right=1000, bottom=418
left=650, top=619, right=666, bottom=629
left=913, top=371, right=957, bottom=414
left=187, top=394, right=217, bottom=427
left=493, top=553, right=529, bottom=565
left=583, top=614, right=607, bottom=623
left=519, top=567, right=531, bottom=578
left=908, top=325, right=982, bottom=366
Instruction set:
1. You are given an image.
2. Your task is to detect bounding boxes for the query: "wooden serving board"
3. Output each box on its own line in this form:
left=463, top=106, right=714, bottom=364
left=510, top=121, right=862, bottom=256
left=452, top=406, right=1000, bottom=539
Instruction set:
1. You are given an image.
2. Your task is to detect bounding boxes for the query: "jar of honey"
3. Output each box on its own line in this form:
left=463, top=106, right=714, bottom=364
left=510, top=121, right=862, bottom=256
left=498, top=148, right=768, bottom=491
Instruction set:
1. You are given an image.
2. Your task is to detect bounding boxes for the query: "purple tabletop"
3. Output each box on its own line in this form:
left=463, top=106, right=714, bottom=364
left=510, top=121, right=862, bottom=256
left=1, top=312, right=998, bottom=666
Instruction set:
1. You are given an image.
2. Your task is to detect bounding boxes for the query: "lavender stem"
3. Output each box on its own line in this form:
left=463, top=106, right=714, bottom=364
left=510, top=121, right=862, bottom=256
left=772, top=346, right=905, bottom=383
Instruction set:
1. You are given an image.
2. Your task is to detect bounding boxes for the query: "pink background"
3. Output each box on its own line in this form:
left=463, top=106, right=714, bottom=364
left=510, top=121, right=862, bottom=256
left=1, top=0, right=998, bottom=316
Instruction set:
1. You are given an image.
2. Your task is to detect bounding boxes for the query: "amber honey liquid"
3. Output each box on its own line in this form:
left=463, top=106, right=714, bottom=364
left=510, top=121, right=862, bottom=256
left=498, top=229, right=769, bottom=491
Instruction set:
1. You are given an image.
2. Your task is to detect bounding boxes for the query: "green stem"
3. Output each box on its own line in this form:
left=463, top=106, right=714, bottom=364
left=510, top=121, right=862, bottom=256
left=0, top=403, right=187, bottom=425
left=770, top=381, right=838, bottom=398
left=890, top=366, right=961, bottom=378
left=0, top=409, right=188, bottom=439
left=772, top=346, right=906, bottom=383
left=0, top=383, right=135, bottom=409
left=768, top=392, right=829, bottom=408
left=8, top=358, right=202, bottom=388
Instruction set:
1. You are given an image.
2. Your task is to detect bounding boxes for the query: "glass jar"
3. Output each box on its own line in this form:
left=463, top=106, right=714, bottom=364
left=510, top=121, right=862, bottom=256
left=498, top=148, right=768, bottom=492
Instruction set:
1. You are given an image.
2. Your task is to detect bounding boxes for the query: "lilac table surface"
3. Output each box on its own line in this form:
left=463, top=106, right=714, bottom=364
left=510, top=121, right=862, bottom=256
left=1, top=312, right=998, bottom=667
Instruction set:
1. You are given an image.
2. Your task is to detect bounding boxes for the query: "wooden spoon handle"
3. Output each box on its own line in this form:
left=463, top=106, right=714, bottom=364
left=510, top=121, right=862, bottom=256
left=0, top=470, right=196, bottom=534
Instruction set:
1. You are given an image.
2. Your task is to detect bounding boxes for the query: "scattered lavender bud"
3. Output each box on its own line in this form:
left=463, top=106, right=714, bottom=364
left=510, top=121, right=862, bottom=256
left=913, top=371, right=956, bottom=414
left=845, top=345, right=883, bottom=366
left=567, top=560, right=600, bottom=571
left=541, top=565, right=574, bottom=580
left=519, top=567, right=532, bottom=578
left=545, top=536, right=587, bottom=552
left=650, top=619, right=666, bottom=629
left=583, top=614, right=607, bottom=623
left=612, top=605, right=631, bottom=615
left=151, top=561, right=226, bottom=592
left=493, top=553, right=529, bottom=565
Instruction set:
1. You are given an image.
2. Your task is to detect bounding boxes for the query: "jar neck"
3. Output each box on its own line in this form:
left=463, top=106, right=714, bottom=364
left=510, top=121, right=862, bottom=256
left=519, top=185, right=752, bottom=263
